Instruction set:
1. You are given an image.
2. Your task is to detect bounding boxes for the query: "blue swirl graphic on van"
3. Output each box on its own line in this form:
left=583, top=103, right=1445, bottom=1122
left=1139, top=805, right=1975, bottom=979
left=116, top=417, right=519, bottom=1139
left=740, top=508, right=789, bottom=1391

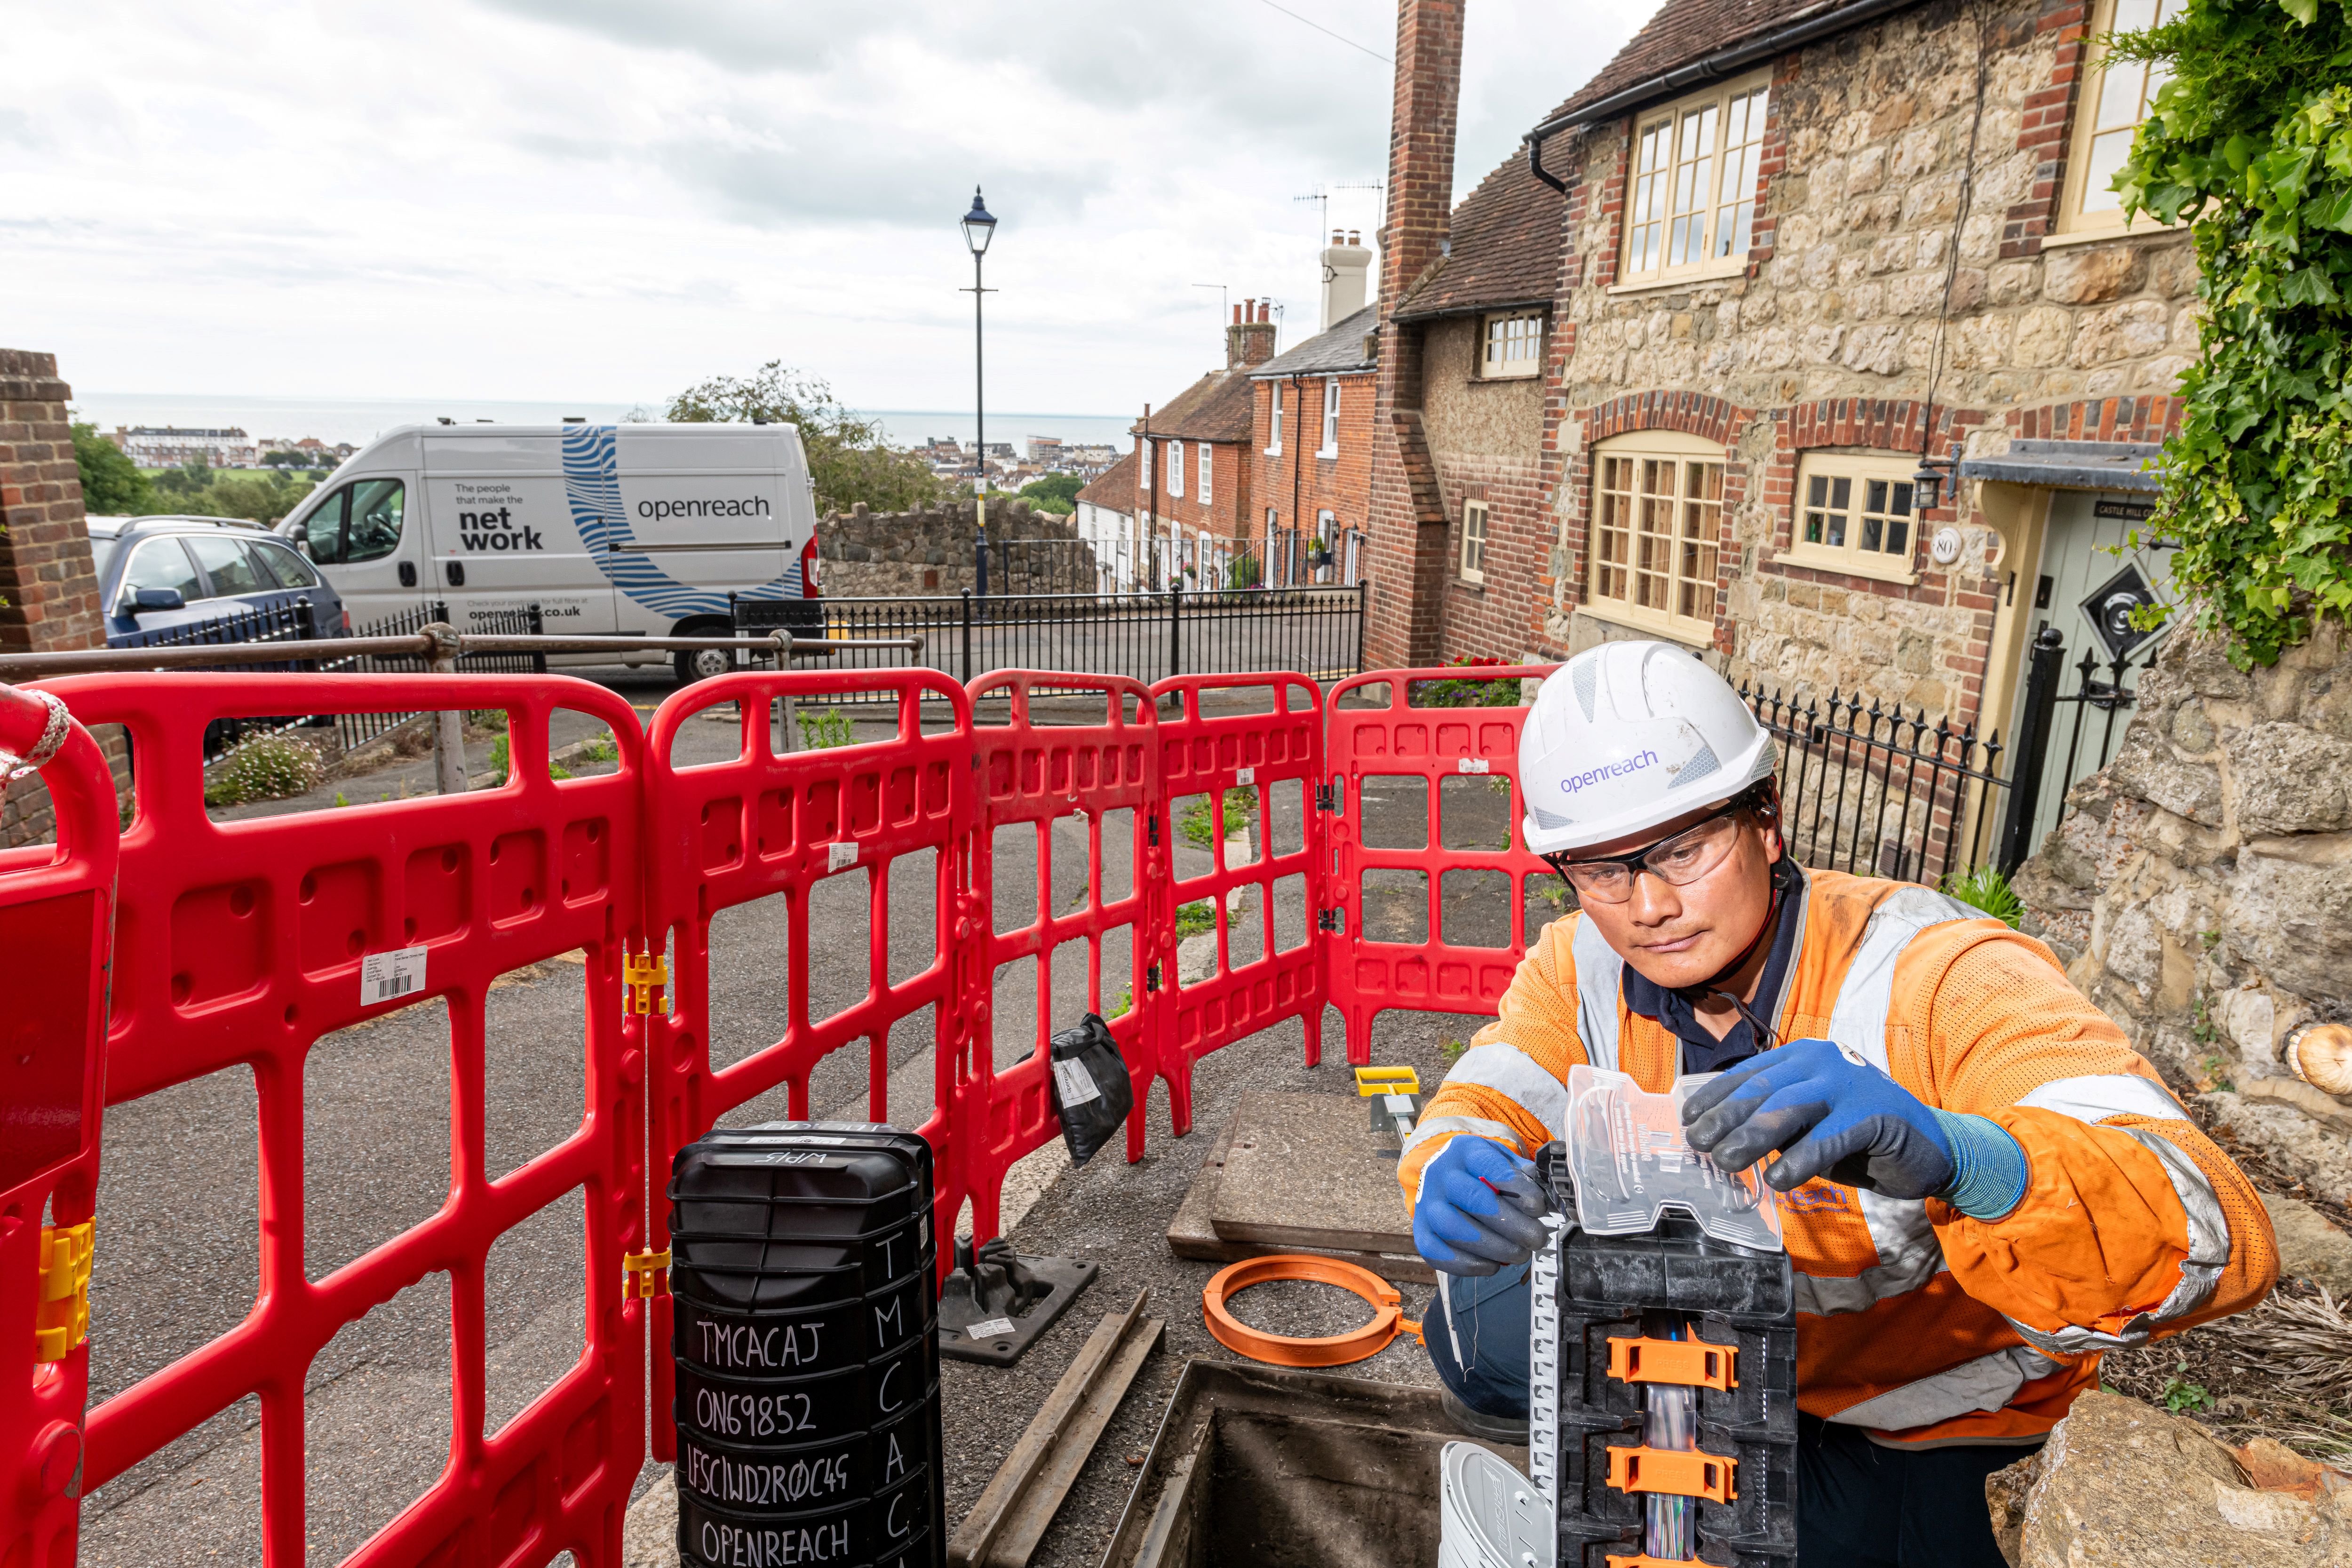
left=559, top=423, right=802, bottom=619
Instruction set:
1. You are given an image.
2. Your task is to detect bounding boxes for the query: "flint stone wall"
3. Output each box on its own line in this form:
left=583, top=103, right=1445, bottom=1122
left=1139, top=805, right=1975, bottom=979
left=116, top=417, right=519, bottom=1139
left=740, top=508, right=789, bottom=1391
left=2016, top=618, right=2352, bottom=1199
left=818, top=497, right=1096, bottom=597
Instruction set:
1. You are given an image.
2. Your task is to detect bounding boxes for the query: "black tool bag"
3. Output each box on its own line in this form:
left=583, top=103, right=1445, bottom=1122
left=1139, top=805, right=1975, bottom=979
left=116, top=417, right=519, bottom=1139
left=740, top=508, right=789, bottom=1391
left=1047, top=1012, right=1133, bottom=1167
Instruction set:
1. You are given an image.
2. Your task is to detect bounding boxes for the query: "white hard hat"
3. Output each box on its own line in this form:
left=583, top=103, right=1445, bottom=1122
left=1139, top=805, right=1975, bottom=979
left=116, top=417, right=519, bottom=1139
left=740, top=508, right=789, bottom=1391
left=1519, top=640, right=1777, bottom=855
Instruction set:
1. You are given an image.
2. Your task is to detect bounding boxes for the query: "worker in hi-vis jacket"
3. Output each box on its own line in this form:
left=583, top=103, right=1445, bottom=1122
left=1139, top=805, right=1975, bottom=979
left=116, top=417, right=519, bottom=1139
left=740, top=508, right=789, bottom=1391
left=1402, top=640, right=2275, bottom=1568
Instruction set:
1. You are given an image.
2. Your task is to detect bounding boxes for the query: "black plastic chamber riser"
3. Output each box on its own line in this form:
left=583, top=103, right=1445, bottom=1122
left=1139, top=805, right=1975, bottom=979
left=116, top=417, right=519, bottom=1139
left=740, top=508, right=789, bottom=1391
left=1534, top=1140, right=1800, bottom=1568
left=667, top=1121, right=945, bottom=1568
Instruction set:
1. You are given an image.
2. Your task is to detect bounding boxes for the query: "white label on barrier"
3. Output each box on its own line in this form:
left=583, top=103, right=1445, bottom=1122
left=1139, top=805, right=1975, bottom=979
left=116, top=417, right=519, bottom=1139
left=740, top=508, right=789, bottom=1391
left=1236, top=766, right=1256, bottom=785
left=1456, top=757, right=1492, bottom=774
left=1051, top=1056, right=1101, bottom=1107
left=827, top=839, right=858, bottom=871
left=796, top=1136, right=849, bottom=1146
left=360, top=945, right=426, bottom=1006
left=967, top=1317, right=1017, bottom=1340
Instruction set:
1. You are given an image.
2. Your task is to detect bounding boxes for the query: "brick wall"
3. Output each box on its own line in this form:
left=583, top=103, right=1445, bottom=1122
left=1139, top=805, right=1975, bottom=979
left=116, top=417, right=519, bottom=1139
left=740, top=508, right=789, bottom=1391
left=1142, top=439, right=1253, bottom=540
left=0, top=348, right=120, bottom=846
left=1250, top=372, right=1377, bottom=551
left=1366, top=0, right=1466, bottom=669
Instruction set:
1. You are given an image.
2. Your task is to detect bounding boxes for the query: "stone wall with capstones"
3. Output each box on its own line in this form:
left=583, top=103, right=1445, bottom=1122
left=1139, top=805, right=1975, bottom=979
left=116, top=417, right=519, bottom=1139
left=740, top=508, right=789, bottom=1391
left=2016, top=618, right=2352, bottom=1202
left=818, top=498, right=1099, bottom=597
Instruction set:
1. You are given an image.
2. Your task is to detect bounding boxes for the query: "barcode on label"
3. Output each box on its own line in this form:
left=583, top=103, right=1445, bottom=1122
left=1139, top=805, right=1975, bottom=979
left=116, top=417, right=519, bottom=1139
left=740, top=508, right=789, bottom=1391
left=967, top=1317, right=1017, bottom=1340
left=359, top=945, right=427, bottom=1007
left=1051, top=1056, right=1101, bottom=1108
left=827, top=839, right=859, bottom=871
left=1456, top=757, right=1492, bottom=774
left=1236, top=766, right=1255, bottom=785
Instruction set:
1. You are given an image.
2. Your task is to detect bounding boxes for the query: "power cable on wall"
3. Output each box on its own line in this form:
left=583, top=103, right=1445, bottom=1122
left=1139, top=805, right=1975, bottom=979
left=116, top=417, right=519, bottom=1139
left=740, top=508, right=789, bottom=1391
left=1919, top=8, right=1993, bottom=486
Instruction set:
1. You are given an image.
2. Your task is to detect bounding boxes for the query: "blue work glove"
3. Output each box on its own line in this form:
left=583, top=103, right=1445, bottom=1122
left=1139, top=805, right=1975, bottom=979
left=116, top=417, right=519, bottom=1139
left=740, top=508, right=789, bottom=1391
left=1412, top=1136, right=1554, bottom=1277
left=1681, top=1037, right=1959, bottom=1199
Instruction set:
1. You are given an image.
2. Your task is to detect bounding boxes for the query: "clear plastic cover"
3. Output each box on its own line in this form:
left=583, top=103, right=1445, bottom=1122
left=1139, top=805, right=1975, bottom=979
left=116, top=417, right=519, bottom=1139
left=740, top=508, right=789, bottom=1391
left=1564, top=1064, right=1784, bottom=1252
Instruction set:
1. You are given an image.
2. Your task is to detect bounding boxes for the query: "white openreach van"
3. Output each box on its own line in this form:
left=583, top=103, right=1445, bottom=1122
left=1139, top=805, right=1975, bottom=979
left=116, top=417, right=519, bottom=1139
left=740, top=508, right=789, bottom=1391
left=278, top=421, right=822, bottom=682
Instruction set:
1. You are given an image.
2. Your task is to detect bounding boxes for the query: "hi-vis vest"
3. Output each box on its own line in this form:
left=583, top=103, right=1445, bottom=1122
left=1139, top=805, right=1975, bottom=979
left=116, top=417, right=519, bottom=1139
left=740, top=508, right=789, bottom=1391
left=1400, top=868, right=2276, bottom=1447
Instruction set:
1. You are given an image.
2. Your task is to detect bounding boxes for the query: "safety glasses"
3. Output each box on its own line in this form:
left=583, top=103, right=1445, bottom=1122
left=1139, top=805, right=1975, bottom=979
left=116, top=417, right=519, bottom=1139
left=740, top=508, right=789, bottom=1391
left=1542, top=788, right=1768, bottom=905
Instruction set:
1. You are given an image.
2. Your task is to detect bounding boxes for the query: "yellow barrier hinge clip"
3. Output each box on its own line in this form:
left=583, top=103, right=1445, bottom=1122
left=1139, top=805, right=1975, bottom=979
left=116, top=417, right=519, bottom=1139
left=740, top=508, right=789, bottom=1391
left=624, top=953, right=671, bottom=1016
left=623, top=1248, right=672, bottom=1299
left=35, top=1221, right=94, bottom=1363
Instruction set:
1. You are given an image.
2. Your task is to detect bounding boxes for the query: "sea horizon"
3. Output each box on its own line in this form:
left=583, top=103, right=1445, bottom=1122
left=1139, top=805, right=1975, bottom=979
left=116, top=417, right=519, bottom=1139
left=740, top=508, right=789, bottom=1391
left=67, top=391, right=1139, bottom=459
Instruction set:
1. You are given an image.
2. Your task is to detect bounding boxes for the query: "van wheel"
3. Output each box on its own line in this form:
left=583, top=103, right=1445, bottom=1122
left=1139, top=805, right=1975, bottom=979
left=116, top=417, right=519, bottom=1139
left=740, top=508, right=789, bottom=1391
left=672, top=619, right=738, bottom=685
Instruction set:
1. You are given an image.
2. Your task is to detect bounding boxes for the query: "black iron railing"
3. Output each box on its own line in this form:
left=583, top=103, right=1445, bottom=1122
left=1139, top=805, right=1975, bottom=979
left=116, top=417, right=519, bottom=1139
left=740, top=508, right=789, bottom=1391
left=737, top=587, right=1366, bottom=694
left=1739, top=682, right=2011, bottom=886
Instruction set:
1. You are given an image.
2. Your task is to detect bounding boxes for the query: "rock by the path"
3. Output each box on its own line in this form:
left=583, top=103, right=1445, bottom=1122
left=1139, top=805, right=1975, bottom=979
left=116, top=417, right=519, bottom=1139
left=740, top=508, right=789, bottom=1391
left=2264, top=1193, right=2352, bottom=1296
left=2010, top=1390, right=2352, bottom=1566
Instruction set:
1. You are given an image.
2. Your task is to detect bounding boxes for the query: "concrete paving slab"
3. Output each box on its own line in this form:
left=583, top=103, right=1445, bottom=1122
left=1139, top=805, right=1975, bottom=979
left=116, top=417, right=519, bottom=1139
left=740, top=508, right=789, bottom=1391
left=1208, top=1091, right=1417, bottom=1257
left=1164, top=1101, right=1434, bottom=1285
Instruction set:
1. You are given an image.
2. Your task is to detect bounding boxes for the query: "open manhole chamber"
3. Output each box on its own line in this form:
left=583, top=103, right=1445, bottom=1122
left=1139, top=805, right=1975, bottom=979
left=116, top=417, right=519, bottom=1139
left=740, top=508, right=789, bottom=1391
left=1103, top=1360, right=1526, bottom=1568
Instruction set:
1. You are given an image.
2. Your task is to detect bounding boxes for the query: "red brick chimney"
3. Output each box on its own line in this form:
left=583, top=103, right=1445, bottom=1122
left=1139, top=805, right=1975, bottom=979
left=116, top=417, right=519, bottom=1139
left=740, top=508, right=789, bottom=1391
left=1226, top=300, right=1277, bottom=369
left=1364, top=0, right=1465, bottom=669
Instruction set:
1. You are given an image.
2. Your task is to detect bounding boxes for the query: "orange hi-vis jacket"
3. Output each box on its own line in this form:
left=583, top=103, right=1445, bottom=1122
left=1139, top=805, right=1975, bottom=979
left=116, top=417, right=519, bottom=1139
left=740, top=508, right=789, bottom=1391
left=1398, top=869, right=2277, bottom=1448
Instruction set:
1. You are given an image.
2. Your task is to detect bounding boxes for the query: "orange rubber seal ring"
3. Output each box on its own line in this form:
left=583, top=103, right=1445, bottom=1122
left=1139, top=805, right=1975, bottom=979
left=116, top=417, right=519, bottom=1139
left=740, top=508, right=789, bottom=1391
left=1200, top=1254, right=1421, bottom=1367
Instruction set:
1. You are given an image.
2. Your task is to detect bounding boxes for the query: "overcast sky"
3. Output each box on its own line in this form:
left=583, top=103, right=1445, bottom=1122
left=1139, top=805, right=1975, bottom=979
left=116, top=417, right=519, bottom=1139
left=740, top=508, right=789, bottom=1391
left=2, top=0, right=1651, bottom=417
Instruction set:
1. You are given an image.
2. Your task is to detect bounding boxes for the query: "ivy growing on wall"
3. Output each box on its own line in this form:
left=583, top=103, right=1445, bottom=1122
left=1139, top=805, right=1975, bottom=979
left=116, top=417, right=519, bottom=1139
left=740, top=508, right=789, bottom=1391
left=2115, top=0, right=2352, bottom=666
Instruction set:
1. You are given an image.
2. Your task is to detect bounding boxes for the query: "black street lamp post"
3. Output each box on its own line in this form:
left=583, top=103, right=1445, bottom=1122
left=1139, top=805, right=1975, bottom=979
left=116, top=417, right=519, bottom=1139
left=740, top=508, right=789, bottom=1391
left=961, top=187, right=997, bottom=598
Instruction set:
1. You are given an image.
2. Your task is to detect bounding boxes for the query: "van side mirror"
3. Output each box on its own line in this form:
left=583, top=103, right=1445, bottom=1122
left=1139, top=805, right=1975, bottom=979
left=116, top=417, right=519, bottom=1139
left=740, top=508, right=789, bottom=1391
left=133, top=587, right=186, bottom=611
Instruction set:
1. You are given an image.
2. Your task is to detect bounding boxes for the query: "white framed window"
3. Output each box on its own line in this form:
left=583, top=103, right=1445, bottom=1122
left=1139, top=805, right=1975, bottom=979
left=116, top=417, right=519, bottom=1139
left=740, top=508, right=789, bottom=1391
left=1267, top=384, right=1284, bottom=454
left=1198, top=443, right=1213, bottom=504
left=1167, top=440, right=1184, bottom=499
left=1480, top=312, right=1543, bottom=379
left=1784, top=451, right=1922, bottom=584
left=1319, top=378, right=1340, bottom=457
left=1460, top=500, right=1489, bottom=582
left=1586, top=431, right=1724, bottom=642
left=2058, top=0, right=2181, bottom=237
left=1618, top=74, right=1770, bottom=288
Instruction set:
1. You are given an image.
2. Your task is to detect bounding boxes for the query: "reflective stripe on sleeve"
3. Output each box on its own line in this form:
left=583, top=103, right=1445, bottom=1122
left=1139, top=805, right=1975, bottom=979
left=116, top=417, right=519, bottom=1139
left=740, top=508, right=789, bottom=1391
left=1825, top=1343, right=2065, bottom=1433
left=1570, top=915, right=1624, bottom=1073
left=1440, top=1042, right=1570, bottom=1142
left=1823, top=887, right=1978, bottom=1071
left=2016, top=1073, right=2189, bottom=1124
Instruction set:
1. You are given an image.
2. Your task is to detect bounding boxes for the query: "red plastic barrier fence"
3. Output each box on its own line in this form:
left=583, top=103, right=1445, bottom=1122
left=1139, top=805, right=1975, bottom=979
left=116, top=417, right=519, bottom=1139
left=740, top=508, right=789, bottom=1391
left=0, top=689, right=119, bottom=1568
left=50, top=672, right=651, bottom=1567
left=3, top=661, right=1569, bottom=1563
left=637, top=670, right=974, bottom=1466
left=1146, top=674, right=1329, bottom=1120
left=961, top=672, right=1161, bottom=1210
left=1323, top=667, right=1557, bottom=1065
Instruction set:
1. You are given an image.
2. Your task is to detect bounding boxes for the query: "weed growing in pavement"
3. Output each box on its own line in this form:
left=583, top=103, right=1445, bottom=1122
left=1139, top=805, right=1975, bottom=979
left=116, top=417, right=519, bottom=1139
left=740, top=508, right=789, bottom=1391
left=332, top=791, right=350, bottom=809
left=1179, top=788, right=1257, bottom=849
left=577, top=734, right=619, bottom=763
left=796, top=707, right=857, bottom=750
left=1105, top=985, right=1133, bottom=1020
left=488, top=736, right=572, bottom=786
left=1175, top=899, right=1217, bottom=941
left=2161, top=1359, right=2215, bottom=1414
left=466, top=708, right=506, bottom=730
left=1440, top=1037, right=1468, bottom=1064
left=205, top=733, right=323, bottom=806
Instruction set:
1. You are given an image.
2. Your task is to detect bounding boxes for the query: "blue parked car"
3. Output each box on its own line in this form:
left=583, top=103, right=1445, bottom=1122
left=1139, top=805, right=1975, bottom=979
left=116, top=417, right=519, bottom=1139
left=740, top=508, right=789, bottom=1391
left=88, top=515, right=350, bottom=647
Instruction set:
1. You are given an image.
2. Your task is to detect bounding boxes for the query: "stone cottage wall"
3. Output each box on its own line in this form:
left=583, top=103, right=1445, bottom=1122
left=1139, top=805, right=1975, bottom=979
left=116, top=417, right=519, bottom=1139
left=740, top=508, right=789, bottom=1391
left=818, top=497, right=1097, bottom=597
left=2017, top=620, right=2352, bottom=1200
left=1538, top=0, right=2200, bottom=734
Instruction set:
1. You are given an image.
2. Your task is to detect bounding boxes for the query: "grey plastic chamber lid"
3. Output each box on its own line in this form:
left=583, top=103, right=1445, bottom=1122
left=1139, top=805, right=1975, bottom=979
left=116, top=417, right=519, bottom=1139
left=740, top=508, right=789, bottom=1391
left=1563, top=1064, right=1784, bottom=1252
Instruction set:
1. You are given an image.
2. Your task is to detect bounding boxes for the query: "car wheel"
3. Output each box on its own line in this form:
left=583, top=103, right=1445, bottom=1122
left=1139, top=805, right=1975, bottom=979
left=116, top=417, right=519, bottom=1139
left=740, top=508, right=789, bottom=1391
left=674, top=642, right=736, bottom=686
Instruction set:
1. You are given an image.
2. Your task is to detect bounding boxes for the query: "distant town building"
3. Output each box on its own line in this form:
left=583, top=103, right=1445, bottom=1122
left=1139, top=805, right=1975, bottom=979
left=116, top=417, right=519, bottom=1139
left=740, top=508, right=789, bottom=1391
left=1126, top=300, right=1277, bottom=590
left=112, top=425, right=259, bottom=469
left=1074, top=450, right=1141, bottom=592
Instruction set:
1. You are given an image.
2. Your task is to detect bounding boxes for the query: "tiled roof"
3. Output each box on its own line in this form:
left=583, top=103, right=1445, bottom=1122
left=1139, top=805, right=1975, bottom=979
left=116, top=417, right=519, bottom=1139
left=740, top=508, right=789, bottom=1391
left=1130, top=366, right=1256, bottom=444
left=1075, top=448, right=1137, bottom=510
left=1546, top=0, right=1826, bottom=125
left=1251, top=305, right=1381, bottom=378
left=1395, top=151, right=1565, bottom=321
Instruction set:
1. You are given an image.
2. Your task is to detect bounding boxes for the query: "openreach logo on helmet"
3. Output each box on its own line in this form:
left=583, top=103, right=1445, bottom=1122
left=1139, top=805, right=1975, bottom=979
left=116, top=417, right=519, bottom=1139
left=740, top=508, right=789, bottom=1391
left=1557, top=749, right=1661, bottom=795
